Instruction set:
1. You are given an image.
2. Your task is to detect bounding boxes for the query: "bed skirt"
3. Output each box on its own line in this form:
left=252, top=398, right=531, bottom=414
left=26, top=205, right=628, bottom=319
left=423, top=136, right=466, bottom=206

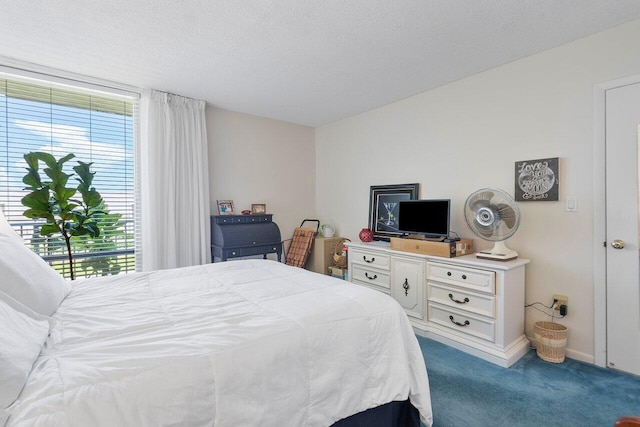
left=331, top=400, right=420, bottom=427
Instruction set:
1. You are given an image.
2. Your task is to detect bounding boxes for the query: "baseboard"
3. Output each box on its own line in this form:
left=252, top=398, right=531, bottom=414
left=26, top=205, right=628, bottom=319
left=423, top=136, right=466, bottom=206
left=527, top=334, right=595, bottom=364
left=417, top=329, right=530, bottom=368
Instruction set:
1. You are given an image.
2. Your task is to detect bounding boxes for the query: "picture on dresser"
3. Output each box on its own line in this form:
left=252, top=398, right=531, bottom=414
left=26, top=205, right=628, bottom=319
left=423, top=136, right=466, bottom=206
left=368, top=183, right=419, bottom=241
left=251, top=203, right=266, bottom=214
left=217, top=200, right=235, bottom=215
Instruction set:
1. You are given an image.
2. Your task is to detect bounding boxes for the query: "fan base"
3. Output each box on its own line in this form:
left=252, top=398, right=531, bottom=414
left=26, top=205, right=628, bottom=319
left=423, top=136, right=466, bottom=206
left=475, top=241, right=518, bottom=261
left=476, top=252, right=518, bottom=262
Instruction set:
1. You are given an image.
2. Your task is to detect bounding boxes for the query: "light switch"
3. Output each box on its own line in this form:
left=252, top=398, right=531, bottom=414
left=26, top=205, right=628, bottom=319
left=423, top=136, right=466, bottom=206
left=566, top=196, right=577, bottom=212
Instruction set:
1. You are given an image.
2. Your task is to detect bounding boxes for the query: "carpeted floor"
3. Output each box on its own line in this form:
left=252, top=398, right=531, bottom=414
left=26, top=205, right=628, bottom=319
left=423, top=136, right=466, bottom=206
left=417, top=336, right=640, bottom=427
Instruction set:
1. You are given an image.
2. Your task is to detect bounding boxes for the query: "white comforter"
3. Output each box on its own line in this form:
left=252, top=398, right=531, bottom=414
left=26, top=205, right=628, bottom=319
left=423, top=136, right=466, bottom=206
left=7, top=259, right=432, bottom=426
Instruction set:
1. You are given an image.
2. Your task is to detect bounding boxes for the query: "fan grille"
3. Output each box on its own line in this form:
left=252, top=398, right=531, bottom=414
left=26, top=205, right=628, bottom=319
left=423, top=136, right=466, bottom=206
left=464, top=188, right=520, bottom=242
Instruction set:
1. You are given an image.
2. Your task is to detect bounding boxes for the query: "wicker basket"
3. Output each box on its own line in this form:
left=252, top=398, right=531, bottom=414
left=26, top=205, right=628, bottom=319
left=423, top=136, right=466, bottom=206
left=534, top=321, right=568, bottom=363
left=332, top=238, right=350, bottom=268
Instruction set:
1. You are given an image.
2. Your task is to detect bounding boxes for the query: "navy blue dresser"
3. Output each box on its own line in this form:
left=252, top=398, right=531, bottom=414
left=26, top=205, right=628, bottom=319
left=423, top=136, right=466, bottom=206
left=210, top=214, right=282, bottom=262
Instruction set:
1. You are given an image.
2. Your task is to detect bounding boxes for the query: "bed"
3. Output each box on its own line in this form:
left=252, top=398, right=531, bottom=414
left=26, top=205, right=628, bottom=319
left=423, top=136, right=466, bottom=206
left=0, top=230, right=432, bottom=426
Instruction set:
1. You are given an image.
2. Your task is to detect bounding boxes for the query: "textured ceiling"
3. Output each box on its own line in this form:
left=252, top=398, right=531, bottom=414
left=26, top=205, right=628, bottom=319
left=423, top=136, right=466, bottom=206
left=2, top=1, right=640, bottom=127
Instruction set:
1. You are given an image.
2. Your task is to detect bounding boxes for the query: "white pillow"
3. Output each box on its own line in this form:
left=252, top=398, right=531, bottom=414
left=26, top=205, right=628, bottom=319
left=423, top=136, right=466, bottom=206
left=0, top=290, right=56, bottom=333
left=0, top=209, right=23, bottom=243
left=0, top=233, right=70, bottom=316
left=0, top=297, right=50, bottom=412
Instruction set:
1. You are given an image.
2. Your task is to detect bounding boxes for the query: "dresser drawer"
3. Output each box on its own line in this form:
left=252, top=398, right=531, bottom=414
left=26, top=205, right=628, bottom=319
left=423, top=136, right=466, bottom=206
left=352, top=281, right=391, bottom=295
left=225, top=244, right=281, bottom=258
left=215, top=216, right=244, bottom=224
left=244, top=215, right=272, bottom=223
left=428, top=303, right=495, bottom=343
left=428, top=282, right=495, bottom=318
left=350, top=248, right=390, bottom=270
left=351, top=264, right=390, bottom=289
left=427, top=262, right=495, bottom=294
left=213, top=214, right=272, bottom=225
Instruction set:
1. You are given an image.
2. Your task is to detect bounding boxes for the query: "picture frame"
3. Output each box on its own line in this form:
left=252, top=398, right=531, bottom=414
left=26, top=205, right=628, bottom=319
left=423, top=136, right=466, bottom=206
left=217, top=200, right=235, bottom=215
left=251, top=203, right=266, bottom=214
left=368, top=183, right=419, bottom=241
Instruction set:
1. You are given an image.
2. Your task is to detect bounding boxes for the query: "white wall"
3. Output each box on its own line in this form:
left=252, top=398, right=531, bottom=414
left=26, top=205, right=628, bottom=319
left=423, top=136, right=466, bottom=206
left=207, top=107, right=316, bottom=254
left=315, top=19, right=640, bottom=362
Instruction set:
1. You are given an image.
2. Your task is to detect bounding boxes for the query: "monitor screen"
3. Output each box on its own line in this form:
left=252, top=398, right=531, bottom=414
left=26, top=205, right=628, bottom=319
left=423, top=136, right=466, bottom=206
left=398, top=199, right=450, bottom=238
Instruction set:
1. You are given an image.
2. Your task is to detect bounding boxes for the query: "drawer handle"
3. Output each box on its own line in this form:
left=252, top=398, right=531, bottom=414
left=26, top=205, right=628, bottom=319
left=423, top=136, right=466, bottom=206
left=449, top=315, right=470, bottom=327
left=462, top=274, right=467, bottom=280
left=365, top=272, right=377, bottom=280
left=447, top=271, right=452, bottom=276
left=403, top=278, right=410, bottom=296
left=363, top=255, right=375, bottom=263
left=448, top=293, right=470, bottom=304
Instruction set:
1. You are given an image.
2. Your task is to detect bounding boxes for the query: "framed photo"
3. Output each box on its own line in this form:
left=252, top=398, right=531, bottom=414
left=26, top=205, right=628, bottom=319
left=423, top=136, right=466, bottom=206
left=217, top=200, right=235, bottom=215
left=515, top=157, right=559, bottom=201
left=251, top=203, right=266, bottom=214
left=368, top=183, right=419, bottom=241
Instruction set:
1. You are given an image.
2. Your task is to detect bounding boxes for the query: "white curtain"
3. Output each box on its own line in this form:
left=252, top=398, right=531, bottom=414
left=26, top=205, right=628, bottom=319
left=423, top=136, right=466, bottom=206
left=139, top=89, right=211, bottom=271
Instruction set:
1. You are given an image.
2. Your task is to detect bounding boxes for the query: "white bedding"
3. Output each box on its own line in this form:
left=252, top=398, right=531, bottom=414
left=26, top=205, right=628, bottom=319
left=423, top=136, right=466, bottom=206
left=6, top=259, right=432, bottom=426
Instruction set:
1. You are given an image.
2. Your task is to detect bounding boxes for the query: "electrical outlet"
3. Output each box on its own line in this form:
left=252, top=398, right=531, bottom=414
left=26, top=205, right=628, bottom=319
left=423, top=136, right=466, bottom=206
left=553, top=294, right=568, bottom=310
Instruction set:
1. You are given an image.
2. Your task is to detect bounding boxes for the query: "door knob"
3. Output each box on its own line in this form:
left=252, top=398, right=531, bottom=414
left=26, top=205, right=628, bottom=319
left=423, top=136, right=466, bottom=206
left=611, top=239, right=625, bottom=249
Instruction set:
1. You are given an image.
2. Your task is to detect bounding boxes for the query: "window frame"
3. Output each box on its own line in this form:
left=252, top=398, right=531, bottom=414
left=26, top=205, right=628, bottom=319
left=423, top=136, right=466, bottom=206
left=0, top=66, right=141, bottom=279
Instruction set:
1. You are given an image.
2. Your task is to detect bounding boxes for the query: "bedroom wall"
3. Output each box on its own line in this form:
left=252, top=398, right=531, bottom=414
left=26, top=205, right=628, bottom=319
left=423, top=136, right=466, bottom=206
left=206, top=107, right=316, bottom=255
left=315, top=18, right=640, bottom=362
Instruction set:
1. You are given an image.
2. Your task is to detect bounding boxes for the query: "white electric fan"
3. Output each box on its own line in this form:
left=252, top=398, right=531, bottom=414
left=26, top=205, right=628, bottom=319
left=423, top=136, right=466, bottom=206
left=464, top=188, right=521, bottom=261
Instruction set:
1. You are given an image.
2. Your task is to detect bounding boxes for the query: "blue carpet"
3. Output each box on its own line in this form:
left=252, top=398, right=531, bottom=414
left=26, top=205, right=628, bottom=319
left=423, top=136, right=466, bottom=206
left=417, top=336, right=640, bottom=427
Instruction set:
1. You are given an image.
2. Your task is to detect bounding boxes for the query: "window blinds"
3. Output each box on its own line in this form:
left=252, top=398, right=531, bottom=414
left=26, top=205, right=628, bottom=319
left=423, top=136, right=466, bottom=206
left=0, top=74, right=139, bottom=278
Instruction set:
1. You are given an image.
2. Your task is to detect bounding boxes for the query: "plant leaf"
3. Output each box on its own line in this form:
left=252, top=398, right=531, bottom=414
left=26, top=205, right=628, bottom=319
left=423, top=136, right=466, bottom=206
left=58, top=153, right=75, bottom=166
left=33, top=152, right=58, bottom=170
left=23, top=208, right=47, bottom=219
left=21, top=188, right=51, bottom=210
left=22, top=153, right=43, bottom=189
left=23, top=152, right=40, bottom=170
left=40, top=224, right=61, bottom=236
left=73, top=161, right=95, bottom=187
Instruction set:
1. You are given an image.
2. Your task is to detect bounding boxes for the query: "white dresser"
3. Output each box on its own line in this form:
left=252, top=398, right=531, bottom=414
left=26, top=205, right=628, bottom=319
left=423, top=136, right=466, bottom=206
left=347, top=241, right=530, bottom=367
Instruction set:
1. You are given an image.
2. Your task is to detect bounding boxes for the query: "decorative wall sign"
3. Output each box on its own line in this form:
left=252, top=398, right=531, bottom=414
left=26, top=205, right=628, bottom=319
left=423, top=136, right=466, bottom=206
left=368, top=183, right=419, bottom=241
left=515, top=157, right=559, bottom=201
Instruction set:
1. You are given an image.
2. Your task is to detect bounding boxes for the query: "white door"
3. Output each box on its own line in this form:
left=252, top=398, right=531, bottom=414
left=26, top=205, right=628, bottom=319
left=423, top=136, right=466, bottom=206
left=605, top=82, right=640, bottom=376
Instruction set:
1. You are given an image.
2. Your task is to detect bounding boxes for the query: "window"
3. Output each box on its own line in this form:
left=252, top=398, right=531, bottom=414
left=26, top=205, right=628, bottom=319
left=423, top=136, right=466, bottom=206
left=0, top=73, right=138, bottom=278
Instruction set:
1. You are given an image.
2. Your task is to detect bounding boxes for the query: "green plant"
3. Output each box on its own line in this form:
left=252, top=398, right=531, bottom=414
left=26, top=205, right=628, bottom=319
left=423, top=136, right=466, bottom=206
left=21, top=152, right=103, bottom=280
left=74, top=202, right=131, bottom=277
